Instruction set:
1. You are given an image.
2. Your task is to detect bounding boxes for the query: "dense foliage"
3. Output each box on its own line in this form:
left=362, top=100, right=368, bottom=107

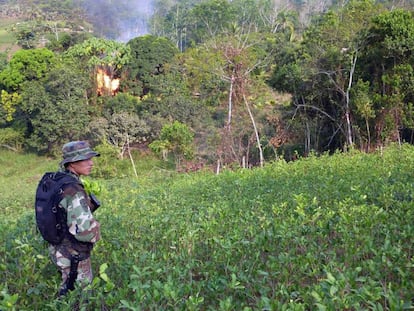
left=1, top=0, right=414, bottom=167
left=1, top=144, right=413, bottom=310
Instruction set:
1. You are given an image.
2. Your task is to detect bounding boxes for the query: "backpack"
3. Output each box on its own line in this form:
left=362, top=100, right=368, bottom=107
left=35, top=172, right=79, bottom=244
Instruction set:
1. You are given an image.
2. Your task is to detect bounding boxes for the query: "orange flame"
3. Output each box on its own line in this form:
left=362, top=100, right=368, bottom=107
left=96, top=68, right=120, bottom=96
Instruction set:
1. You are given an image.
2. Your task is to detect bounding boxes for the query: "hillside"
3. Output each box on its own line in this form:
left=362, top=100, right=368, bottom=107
left=1, top=144, right=413, bottom=309
left=0, top=17, right=20, bottom=54
left=1, top=0, right=414, bottom=166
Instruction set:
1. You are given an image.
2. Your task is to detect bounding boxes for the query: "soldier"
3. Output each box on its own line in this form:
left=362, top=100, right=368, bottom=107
left=49, top=141, right=101, bottom=296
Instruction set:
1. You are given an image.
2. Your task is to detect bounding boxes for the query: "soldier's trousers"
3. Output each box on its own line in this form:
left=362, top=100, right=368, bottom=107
left=49, top=245, right=93, bottom=291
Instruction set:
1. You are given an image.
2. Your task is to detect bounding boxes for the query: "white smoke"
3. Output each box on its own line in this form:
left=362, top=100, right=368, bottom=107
left=82, top=0, right=154, bottom=42
left=117, top=0, right=154, bottom=42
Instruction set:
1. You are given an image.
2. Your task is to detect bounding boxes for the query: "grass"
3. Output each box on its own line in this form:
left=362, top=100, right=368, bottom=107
left=1, top=144, right=414, bottom=310
left=0, top=151, right=55, bottom=219
left=0, top=17, right=20, bottom=54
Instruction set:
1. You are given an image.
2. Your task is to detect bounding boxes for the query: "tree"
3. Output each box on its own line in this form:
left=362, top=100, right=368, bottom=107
left=141, top=68, right=207, bottom=129
left=0, top=48, right=56, bottom=92
left=11, top=23, right=37, bottom=49
left=149, top=120, right=194, bottom=168
left=301, top=1, right=382, bottom=149
left=0, top=90, right=21, bottom=123
left=359, top=9, right=414, bottom=146
left=19, top=62, right=91, bottom=154
left=150, top=0, right=203, bottom=51
left=88, top=112, right=150, bottom=159
left=46, top=32, right=93, bottom=52
left=185, top=0, right=236, bottom=47
left=270, top=0, right=384, bottom=153
left=64, top=37, right=130, bottom=70
left=123, top=35, right=178, bottom=96
left=101, top=92, right=143, bottom=116
left=0, top=48, right=57, bottom=141
left=0, top=52, right=7, bottom=72
left=64, top=37, right=131, bottom=102
left=181, top=30, right=274, bottom=167
left=351, top=79, right=375, bottom=150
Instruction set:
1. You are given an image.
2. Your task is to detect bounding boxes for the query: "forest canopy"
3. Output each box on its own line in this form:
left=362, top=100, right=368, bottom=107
left=0, top=0, right=414, bottom=170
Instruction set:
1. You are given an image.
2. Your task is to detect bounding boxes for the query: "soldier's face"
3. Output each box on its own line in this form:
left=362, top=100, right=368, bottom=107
left=68, top=158, right=94, bottom=176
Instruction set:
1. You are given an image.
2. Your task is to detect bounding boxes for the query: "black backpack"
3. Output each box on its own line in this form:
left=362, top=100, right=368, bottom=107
left=35, top=172, right=79, bottom=244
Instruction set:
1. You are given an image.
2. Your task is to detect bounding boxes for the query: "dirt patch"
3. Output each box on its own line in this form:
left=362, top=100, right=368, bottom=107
left=0, top=16, right=22, bottom=56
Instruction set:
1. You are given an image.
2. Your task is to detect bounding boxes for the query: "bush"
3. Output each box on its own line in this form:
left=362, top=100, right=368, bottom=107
left=1, top=144, right=414, bottom=310
left=92, top=142, right=121, bottom=178
left=0, top=127, right=23, bottom=152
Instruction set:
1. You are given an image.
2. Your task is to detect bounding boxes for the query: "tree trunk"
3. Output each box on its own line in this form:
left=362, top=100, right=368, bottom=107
left=227, top=75, right=235, bottom=127
left=126, top=134, right=138, bottom=178
left=243, top=94, right=264, bottom=167
left=344, top=52, right=358, bottom=148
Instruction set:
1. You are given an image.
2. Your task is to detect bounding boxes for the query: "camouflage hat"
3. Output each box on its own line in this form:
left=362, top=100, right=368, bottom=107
left=60, top=141, right=100, bottom=165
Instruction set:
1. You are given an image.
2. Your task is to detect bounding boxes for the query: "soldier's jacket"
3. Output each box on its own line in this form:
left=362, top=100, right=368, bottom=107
left=52, top=169, right=100, bottom=246
left=60, top=180, right=101, bottom=244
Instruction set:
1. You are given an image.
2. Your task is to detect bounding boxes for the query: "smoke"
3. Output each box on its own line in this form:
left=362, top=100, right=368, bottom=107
left=117, top=0, right=154, bottom=42
left=81, top=0, right=154, bottom=42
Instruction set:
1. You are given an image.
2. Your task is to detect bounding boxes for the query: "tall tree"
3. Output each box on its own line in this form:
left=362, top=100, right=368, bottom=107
left=0, top=48, right=56, bottom=137
left=149, top=120, right=194, bottom=168
left=0, top=48, right=56, bottom=92
left=359, top=9, right=414, bottom=146
left=64, top=37, right=130, bottom=101
left=270, top=0, right=384, bottom=152
left=19, top=61, right=91, bottom=153
left=123, top=35, right=178, bottom=96
left=150, top=0, right=199, bottom=51
left=182, top=30, right=274, bottom=167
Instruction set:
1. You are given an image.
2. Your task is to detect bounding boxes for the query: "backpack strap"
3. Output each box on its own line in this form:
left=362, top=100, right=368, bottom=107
left=35, top=171, right=81, bottom=245
left=54, top=173, right=94, bottom=252
left=49, top=172, right=81, bottom=241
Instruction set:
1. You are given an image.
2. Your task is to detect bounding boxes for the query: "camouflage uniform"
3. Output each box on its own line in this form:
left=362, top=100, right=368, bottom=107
left=48, top=141, right=101, bottom=295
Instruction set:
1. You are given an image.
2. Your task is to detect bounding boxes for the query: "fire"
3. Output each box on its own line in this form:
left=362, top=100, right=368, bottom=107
left=96, top=67, right=120, bottom=96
